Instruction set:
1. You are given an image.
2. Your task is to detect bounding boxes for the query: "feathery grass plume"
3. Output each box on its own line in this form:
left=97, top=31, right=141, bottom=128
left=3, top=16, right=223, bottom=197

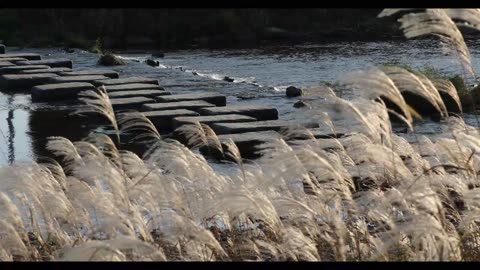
left=116, top=111, right=161, bottom=144
left=329, top=98, right=384, bottom=144
left=151, top=210, right=226, bottom=260
left=279, top=126, right=317, bottom=141
left=175, top=122, right=224, bottom=158
left=280, top=226, right=320, bottom=261
left=175, top=121, right=208, bottom=149
left=84, top=133, right=122, bottom=169
left=223, top=138, right=245, bottom=179
left=202, top=124, right=223, bottom=156
left=445, top=9, right=480, bottom=31
left=58, top=240, right=126, bottom=261
left=207, top=187, right=281, bottom=235
left=0, top=220, right=29, bottom=261
left=380, top=66, right=447, bottom=117
left=380, top=9, right=475, bottom=77
left=38, top=157, right=67, bottom=191
left=433, top=79, right=463, bottom=113
left=46, top=137, right=84, bottom=174
left=341, top=68, right=414, bottom=127
left=75, top=86, right=119, bottom=144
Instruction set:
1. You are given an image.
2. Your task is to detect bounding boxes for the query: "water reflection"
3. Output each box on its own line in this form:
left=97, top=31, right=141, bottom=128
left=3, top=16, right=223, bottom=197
left=6, top=95, right=14, bottom=164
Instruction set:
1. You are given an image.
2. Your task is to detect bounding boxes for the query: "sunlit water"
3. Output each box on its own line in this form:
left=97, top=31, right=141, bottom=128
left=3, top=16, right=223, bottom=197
left=1, top=39, right=480, bottom=166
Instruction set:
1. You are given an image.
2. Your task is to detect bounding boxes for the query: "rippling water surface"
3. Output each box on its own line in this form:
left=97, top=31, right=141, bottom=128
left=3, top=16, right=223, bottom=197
left=1, top=39, right=479, bottom=165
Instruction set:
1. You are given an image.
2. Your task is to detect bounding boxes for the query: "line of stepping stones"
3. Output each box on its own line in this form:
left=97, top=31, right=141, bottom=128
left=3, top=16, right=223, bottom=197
left=0, top=45, right=347, bottom=159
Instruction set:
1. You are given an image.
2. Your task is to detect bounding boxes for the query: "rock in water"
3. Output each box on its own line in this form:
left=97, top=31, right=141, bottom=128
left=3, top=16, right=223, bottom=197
left=293, top=100, right=307, bottom=108
left=223, top=76, right=234, bottom=82
left=98, top=53, right=126, bottom=66
left=286, top=86, right=303, bottom=97
left=146, top=59, right=159, bottom=67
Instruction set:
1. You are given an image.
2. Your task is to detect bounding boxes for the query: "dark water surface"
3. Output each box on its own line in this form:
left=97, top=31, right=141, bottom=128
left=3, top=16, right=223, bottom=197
left=1, top=39, right=480, bottom=165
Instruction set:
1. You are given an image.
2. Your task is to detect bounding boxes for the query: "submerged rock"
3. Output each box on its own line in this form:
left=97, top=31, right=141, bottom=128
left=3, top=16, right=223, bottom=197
left=293, top=100, right=308, bottom=108
left=97, top=53, right=126, bottom=66
left=286, top=86, right=303, bottom=97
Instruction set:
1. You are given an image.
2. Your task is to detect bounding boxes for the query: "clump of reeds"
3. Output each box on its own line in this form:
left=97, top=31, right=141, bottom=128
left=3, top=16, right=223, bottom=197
left=0, top=9, right=480, bottom=261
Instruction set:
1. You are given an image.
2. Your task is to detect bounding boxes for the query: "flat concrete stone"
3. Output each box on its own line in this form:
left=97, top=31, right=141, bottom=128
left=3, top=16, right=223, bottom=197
left=16, top=59, right=72, bottom=68
left=141, top=109, right=199, bottom=131
left=0, top=53, right=41, bottom=60
left=0, top=45, right=5, bottom=54
left=308, top=127, right=348, bottom=139
left=102, top=83, right=164, bottom=92
left=172, top=114, right=257, bottom=130
left=20, top=67, right=72, bottom=74
left=211, top=120, right=320, bottom=135
left=110, top=97, right=155, bottom=111
left=0, top=57, right=29, bottom=63
left=0, top=73, right=59, bottom=90
left=60, top=69, right=119, bottom=79
left=93, top=77, right=159, bottom=87
left=155, top=92, right=227, bottom=106
left=49, top=75, right=110, bottom=84
left=0, top=61, right=14, bottom=67
left=198, top=105, right=279, bottom=120
left=217, top=130, right=282, bottom=159
left=31, top=82, right=95, bottom=102
left=108, top=89, right=170, bottom=99
left=141, top=100, right=216, bottom=112
left=0, top=65, right=51, bottom=75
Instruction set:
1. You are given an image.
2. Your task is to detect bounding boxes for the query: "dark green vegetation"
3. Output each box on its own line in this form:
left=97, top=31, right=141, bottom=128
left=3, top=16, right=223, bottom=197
left=0, top=9, right=404, bottom=50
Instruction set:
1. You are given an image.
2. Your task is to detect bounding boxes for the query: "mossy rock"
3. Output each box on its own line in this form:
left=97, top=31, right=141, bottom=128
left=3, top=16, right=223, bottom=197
left=97, top=53, right=126, bottom=66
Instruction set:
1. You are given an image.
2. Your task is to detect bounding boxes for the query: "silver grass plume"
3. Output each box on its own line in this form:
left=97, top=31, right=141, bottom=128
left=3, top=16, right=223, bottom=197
left=76, top=86, right=119, bottom=144
left=379, top=9, right=476, bottom=78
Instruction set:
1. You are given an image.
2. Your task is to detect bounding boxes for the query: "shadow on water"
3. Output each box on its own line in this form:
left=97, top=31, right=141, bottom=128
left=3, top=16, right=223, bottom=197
left=28, top=105, right=96, bottom=162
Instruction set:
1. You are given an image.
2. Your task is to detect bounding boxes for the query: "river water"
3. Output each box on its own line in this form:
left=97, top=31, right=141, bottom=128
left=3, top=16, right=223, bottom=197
left=1, top=39, right=480, bottom=165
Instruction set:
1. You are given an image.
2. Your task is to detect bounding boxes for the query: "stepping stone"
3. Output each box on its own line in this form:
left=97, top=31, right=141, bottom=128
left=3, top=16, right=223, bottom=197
left=60, top=69, right=119, bottom=79
left=0, top=65, right=51, bottom=75
left=141, top=100, right=215, bottom=112
left=49, top=75, right=110, bottom=84
left=172, top=114, right=257, bottom=130
left=0, top=73, right=59, bottom=90
left=308, top=127, right=348, bottom=139
left=93, top=77, right=159, bottom=87
left=139, top=109, right=199, bottom=131
left=31, top=82, right=95, bottom=102
left=110, top=97, right=155, bottom=110
left=16, top=59, right=72, bottom=68
left=198, top=105, right=278, bottom=120
left=0, top=61, right=14, bottom=67
left=20, top=67, right=72, bottom=74
left=211, top=120, right=319, bottom=135
left=217, top=130, right=282, bottom=159
left=0, top=45, right=5, bottom=54
left=102, top=83, right=164, bottom=92
left=0, top=53, right=41, bottom=60
left=155, top=92, right=227, bottom=106
left=0, top=57, right=29, bottom=63
left=108, top=89, right=170, bottom=99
